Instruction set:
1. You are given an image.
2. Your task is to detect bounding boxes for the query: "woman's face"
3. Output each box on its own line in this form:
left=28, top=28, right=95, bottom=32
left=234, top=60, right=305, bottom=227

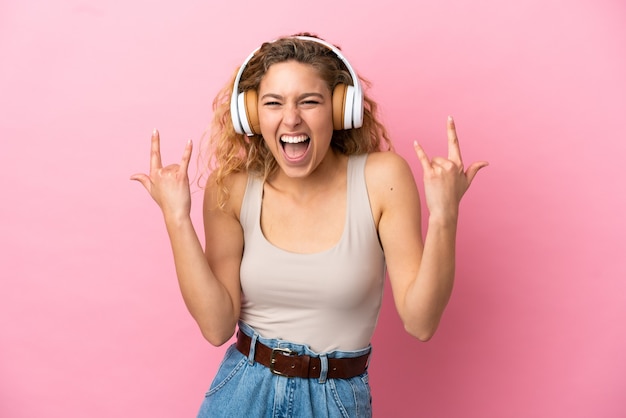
left=257, top=60, right=334, bottom=179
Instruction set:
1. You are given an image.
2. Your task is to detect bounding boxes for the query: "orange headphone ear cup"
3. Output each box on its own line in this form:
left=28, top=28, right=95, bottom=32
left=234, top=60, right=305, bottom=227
left=332, top=84, right=347, bottom=130
left=244, top=89, right=260, bottom=135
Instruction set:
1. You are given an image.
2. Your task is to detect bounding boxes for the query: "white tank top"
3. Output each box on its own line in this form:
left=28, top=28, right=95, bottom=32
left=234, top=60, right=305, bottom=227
left=239, top=154, right=386, bottom=353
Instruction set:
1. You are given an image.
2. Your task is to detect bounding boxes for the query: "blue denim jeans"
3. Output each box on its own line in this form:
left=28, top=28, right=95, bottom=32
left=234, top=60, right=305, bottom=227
left=197, top=321, right=372, bottom=418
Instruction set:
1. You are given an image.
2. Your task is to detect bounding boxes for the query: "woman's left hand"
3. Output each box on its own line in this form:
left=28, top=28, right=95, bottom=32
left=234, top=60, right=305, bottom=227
left=413, top=116, right=488, bottom=220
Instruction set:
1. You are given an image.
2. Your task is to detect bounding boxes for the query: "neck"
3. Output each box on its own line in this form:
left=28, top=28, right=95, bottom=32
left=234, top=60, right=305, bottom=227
left=268, top=149, right=347, bottom=200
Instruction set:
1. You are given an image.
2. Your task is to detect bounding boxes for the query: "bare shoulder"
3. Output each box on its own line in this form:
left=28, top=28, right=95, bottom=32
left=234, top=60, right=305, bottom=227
left=203, top=170, right=247, bottom=262
left=365, top=151, right=417, bottom=196
left=365, top=151, right=420, bottom=224
left=203, top=170, right=249, bottom=221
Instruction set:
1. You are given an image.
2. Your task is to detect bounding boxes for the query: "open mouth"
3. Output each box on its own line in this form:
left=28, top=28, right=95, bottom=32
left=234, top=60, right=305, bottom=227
left=280, top=135, right=311, bottom=160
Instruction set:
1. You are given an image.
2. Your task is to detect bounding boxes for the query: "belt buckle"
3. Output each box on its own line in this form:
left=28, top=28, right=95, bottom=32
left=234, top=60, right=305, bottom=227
left=270, top=347, right=295, bottom=377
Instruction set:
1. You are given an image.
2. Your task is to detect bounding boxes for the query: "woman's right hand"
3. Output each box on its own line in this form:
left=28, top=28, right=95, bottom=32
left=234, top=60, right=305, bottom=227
left=130, top=129, right=193, bottom=222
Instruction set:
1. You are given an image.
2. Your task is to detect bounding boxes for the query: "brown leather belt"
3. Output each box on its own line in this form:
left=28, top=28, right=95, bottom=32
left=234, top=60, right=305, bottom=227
left=235, top=331, right=369, bottom=379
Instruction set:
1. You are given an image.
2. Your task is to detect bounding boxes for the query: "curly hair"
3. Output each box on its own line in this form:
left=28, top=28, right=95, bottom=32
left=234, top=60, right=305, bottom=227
left=201, top=33, right=393, bottom=208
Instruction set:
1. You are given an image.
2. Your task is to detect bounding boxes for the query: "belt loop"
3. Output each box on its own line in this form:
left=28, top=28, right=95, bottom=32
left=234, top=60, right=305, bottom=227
left=318, top=354, right=328, bottom=384
left=248, top=333, right=259, bottom=365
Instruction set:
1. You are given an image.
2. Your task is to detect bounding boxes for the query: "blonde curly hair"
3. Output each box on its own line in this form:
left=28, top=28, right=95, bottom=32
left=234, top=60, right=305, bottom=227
left=201, top=33, right=393, bottom=208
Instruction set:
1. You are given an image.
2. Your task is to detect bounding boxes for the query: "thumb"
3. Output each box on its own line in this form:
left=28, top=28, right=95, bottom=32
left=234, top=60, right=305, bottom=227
left=465, top=161, right=489, bottom=185
left=129, top=173, right=152, bottom=192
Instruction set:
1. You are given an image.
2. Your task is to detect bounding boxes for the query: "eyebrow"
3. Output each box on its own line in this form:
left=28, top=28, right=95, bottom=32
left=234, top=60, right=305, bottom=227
left=260, top=92, right=325, bottom=101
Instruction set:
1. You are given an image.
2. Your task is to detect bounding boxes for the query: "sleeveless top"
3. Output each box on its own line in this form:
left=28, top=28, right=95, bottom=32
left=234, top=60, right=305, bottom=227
left=239, top=154, right=386, bottom=353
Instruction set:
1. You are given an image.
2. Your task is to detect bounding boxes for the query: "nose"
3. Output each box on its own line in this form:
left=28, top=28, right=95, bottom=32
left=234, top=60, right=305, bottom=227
left=282, top=104, right=302, bottom=128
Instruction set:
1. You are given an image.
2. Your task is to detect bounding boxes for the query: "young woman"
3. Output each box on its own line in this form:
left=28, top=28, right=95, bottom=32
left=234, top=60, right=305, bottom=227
left=131, top=33, right=487, bottom=417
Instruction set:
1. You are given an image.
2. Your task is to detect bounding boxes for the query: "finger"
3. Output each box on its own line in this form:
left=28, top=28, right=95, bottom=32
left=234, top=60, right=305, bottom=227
left=129, top=173, right=152, bottom=192
left=447, top=116, right=463, bottom=166
left=150, top=129, right=163, bottom=172
left=431, top=156, right=451, bottom=166
left=413, top=141, right=432, bottom=171
left=179, top=140, right=193, bottom=175
left=465, top=161, right=489, bottom=185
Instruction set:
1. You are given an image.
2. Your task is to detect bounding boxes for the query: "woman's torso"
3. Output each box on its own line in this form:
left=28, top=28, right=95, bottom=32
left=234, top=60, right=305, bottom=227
left=238, top=153, right=386, bottom=353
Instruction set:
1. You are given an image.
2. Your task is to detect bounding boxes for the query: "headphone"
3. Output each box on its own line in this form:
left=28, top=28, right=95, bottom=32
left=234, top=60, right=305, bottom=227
left=230, top=36, right=364, bottom=136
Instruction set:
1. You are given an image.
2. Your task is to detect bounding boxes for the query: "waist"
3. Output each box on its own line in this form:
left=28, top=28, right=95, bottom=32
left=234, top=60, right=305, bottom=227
left=235, top=323, right=370, bottom=379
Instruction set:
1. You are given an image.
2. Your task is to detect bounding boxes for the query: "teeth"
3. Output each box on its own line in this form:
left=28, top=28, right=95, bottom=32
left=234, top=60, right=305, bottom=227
left=280, top=135, right=309, bottom=144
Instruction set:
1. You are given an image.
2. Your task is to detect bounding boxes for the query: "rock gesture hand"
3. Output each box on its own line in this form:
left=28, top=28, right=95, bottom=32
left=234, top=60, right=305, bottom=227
left=413, top=117, right=488, bottom=220
left=130, top=129, right=193, bottom=221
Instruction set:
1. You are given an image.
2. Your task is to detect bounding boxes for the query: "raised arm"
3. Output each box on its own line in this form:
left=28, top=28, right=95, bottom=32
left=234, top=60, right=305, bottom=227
left=373, top=117, right=488, bottom=341
left=130, top=130, right=242, bottom=346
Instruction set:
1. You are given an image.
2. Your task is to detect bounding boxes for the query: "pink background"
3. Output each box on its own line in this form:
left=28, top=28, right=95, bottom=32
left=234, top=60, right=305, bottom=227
left=1, top=0, right=625, bottom=417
